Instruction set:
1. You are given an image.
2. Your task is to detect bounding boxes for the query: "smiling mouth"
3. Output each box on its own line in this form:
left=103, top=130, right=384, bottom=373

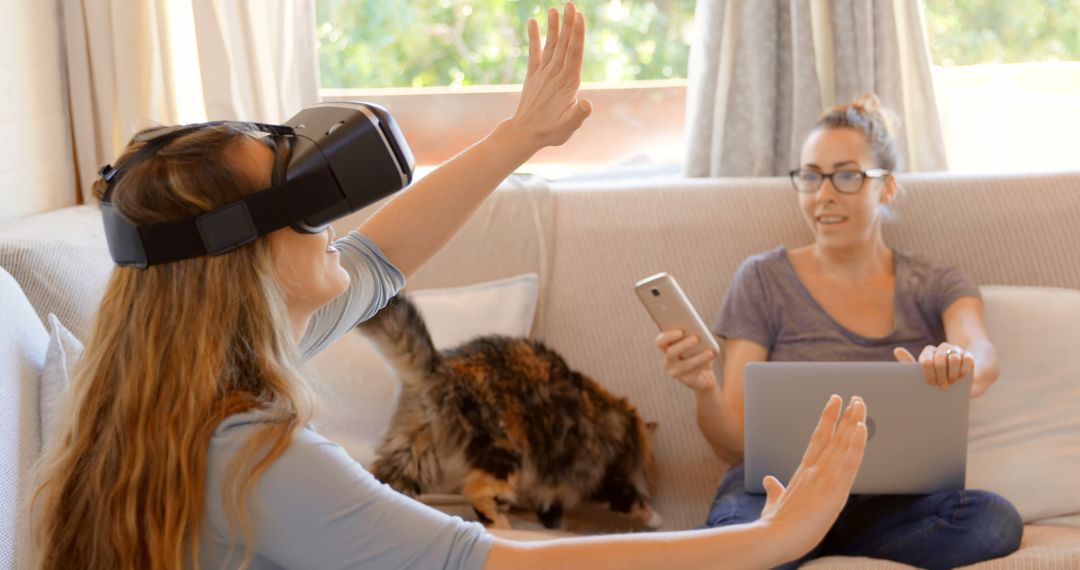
left=816, top=215, right=848, bottom=225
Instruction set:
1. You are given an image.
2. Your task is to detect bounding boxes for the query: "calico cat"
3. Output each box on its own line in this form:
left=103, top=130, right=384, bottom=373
left=358, top=295, right=661, bottom=530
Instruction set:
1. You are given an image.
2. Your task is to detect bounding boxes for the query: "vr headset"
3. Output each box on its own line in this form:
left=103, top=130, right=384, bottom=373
left=98, top=102, right=415, bottom=267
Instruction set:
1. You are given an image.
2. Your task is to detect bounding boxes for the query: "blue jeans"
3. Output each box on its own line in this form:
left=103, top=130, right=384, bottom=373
left=704, top=464, right=1023, bottom=570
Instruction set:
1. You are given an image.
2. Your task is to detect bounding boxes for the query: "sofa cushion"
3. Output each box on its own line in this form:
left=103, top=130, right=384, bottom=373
left=0, top=205, right=112, bottom=341
left=967, top=285, right=1080, bottom=527
left=305, top=273, right=540, bottom=466
left=0, top=267, right=47, bottom=568
left=805, top=524, right=1080, bottom=569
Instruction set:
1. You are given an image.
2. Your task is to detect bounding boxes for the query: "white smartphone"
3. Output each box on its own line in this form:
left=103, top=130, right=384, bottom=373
left=634, top=272, right=721, bottom=357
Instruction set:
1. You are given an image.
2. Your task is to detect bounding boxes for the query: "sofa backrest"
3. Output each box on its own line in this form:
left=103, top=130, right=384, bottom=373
left=0, top=206, right=113, bottom=342
left=411, top=170, right=1080, bottom=529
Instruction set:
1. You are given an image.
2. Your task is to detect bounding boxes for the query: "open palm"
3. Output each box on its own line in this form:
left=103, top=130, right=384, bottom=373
left=510, top=2, right=592, bottom=151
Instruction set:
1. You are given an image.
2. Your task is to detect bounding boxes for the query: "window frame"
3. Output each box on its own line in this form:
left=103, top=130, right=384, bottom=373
left=320, top=79, right=688, bottom=167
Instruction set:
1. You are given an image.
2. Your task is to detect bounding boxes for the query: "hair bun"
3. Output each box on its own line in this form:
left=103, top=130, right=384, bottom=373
left=817, top=93, right=902, bottom=171
left=834, top=93, right=897, bottom=137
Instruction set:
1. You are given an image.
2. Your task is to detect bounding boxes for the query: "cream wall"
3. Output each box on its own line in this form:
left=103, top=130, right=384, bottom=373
left=0, top=0, right=76, bottom=222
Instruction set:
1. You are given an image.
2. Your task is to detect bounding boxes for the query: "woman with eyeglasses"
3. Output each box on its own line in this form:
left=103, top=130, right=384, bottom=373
left=655, top=95, right=1023, bottom=569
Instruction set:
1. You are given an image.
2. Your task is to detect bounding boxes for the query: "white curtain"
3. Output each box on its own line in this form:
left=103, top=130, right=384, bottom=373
left=0, top=0, right=76, bottom=221
left=61, top=0, right=320, bottom=198
left=685, top=0, right=947, bottom=177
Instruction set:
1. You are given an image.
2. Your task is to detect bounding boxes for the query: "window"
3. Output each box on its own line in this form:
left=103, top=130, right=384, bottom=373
left=316, top=0, right=695, bottom=173
left=924, top=1, right=1080, bottom=173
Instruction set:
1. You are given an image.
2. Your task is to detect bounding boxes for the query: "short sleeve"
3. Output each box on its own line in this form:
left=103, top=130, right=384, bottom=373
left=204, top=420, right=493, bottom=570
left=712, top=256, right=774, bottom=349
left=299, top=232, right=405, bottom=359
left=930, top=264, right=981, bottom=314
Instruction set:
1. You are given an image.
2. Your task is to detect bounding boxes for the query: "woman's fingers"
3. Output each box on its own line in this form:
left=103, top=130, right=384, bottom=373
left=946, top=349, right=964, bottom=382
left=893, top=346, right=915, bottom=363
left=526, top=18, right=541, bottom=77
left=663, top=334, right=700, bottom=363
left=570, top=98, right=592, bottom=126
left=814, top=397, right=866, bottom=476
left=558, top=97, right=591, bottom=139
left=933, top=343, right=951, bottom=388
left=658, top=332, right=714, bottom=380
left=960, top=352, right=975, bottom=379
left=835, top=417, right=869, bottom=488
left=917, top=344, right=939, bottom=387
left=761, top=475, right=785, bottom=516
left=561, top=12, right=586, bottom=83
left=654, top=329, right=684, bottom=350
left=667, top=349, right=714, bottom=378
left=549, top=2, right=577, bottom=72
left=540, top=8, right=560, bottom=66
left=914, top=343, right=974, bottom=389
left=839, top=398, right=867, bottom=455
left=795, top=395, right=843, bottom=472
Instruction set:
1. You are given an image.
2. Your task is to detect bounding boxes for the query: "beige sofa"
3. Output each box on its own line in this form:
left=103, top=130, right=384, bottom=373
left=2, top=170, right=1079, bottom=568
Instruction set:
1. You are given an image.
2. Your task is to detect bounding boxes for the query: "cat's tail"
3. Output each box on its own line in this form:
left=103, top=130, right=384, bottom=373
left=357, top=294, right=442, bottom=390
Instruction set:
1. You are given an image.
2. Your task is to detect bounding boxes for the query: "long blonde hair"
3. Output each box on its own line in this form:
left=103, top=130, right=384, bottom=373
left=31, top=124, right=313, bottom=568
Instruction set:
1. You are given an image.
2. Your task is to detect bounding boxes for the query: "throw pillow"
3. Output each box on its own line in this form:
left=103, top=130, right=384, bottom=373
left=0, top=259, right=50, bottom=570
left=40, top=314, right=84, bottom=447
left=305, top=273, right=540, bottom=466
left=967, top=285, right=1080, bottom=527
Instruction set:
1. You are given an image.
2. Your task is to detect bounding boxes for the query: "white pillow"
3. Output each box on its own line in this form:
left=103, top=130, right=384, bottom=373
left=408, top=274, right=539, bottom=350
left=306, top=273, right=540, bottom=465
left=40, top=313, right=83, bottom=447
left=967, top=285, right=1080, bottom=527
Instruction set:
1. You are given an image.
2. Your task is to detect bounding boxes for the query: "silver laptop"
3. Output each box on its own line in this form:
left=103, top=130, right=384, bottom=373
left=743, top=362, right=970, bottom=495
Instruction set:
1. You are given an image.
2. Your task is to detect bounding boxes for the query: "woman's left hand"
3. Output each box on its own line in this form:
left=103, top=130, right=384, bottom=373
left=506, top=2, right=592, bottom=152
left=894, top=343, right=975, bottom=390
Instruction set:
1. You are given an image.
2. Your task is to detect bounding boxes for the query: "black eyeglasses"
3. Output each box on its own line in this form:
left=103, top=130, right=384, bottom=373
left=789, top=168, right=890, bottom=194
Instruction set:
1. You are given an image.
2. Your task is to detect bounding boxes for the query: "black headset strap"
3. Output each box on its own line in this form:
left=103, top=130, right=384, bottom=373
left=111, top=166, right=341, bottom=266
left=98, top=121, right=339, bottom=267
left=99, top=121, right=295, bottom=204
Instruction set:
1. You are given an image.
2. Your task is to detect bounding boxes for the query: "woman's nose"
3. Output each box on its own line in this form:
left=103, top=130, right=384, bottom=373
left=816, top=177, right=842, bottom=201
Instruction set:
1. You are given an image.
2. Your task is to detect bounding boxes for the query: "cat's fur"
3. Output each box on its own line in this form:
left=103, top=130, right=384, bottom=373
left=359, top=295, right=661, bottom=530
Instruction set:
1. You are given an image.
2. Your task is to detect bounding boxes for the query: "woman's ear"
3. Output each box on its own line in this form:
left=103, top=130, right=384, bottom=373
left=879, top=174, right=898, bottom=205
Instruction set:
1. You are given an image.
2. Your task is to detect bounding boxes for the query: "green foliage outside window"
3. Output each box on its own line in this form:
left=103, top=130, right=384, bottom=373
left=316, top=1, right=1080, bottom=89
left=925, top=0, right=1080, bottom=66
left=316, top=0, right=695, bottom=88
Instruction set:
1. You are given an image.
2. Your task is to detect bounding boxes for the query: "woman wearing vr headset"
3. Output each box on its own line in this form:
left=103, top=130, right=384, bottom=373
left=32, top=3, right=868, bottom=569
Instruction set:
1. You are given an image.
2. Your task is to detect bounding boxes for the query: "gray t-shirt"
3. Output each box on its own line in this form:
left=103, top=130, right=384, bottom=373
left=200, top=232, right=493, bottom=569
left=713, top=246, right=980, bottom=362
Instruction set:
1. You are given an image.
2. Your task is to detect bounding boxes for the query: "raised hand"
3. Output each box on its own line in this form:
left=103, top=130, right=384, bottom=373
left=507, top=2, right=592, bottom=152
left=758, top=395, right=868, bottom=563
left=894, top=343, right=975, bottom=391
